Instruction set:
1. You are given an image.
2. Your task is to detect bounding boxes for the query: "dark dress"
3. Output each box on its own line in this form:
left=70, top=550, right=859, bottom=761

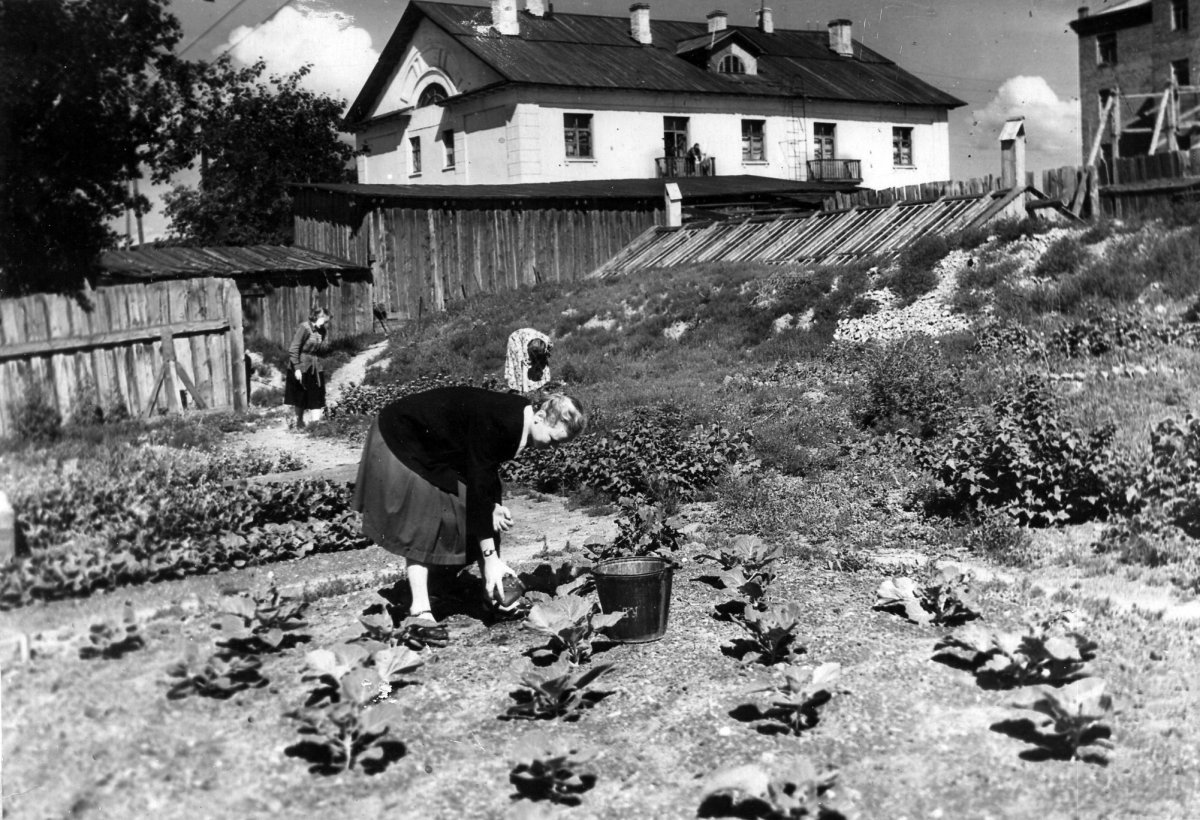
left=284, top=321, right=328, bottom=410
left=351, top=386, right=530, bottom=565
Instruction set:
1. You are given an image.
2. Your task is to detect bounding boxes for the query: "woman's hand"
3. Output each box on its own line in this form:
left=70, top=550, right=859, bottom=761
left=294, top=368, right=303, bottom=382
left=483, top=554, right=517, bottom=604
left=492, top=504, right=513, bottom=533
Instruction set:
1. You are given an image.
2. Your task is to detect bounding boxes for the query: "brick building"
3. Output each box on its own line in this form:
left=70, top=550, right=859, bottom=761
left=1070, top=1, right=1200, bottom=170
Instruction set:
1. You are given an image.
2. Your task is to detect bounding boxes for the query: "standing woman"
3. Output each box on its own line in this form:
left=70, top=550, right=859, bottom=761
left=352, top=386, right=587, bottom=637
left=285, top=306, right=331, bottom=429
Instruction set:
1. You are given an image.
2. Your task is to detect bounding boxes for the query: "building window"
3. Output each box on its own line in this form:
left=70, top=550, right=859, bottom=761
left=441, top=130, right=455, bottom=169
left=1097, top=32, right=1117, bottom=66
left=1173, top=58, right=1191, bottom=87
left=409, top=137, right=422, bottom=175
left=718, top=54, right=745, bottom=74
left=417, top=83, right=447, bottom=107
left=1172, top=0, right=1189, bottom=31
left=742, top=120, right=765, bottom=161
left=564, top=113, right=593, bottom=158
left=892, top=127, right=913, bottom=166
left=813, top=123, right=836, bottom=160
left=663, top=116, right=689, bottom=158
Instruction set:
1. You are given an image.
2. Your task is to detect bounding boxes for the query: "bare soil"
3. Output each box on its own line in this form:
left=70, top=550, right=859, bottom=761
left=5, top=346, right=1200, bottom=819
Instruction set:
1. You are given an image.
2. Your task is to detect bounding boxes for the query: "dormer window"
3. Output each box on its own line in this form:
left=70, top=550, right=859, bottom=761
left=418, top=83, right=447, bottom=107
left=719, top=54, right=745, bottom=74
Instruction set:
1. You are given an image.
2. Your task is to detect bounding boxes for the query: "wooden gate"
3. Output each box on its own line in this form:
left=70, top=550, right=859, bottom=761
left=0, top=279, right=246, bottom=438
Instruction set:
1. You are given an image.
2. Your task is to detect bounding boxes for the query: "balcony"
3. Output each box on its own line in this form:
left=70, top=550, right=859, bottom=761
left=806, top=158, right=862, bottom=182
left=656, top=156, right=717, bottom=178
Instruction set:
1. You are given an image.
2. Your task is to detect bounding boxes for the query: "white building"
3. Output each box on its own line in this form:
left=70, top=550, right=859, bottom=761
left=346, top=1, right=965, bottom=192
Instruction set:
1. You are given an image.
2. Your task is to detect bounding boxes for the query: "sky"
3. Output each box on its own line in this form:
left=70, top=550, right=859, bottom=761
left=132, top=0, right=1133, bottom=240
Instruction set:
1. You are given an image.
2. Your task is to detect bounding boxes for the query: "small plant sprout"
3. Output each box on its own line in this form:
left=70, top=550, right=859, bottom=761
left=524, top=594, right=623, bottom=665
left=698, top=755, right=844, bottom=819
left=165, top=643, right=268, bottom=699
left=586, top=498, right=683, bottom=561
left=508, top=731, right=599, bottom=806
left=286, top=644, right=422, bottom=773
left=935, top=621, right=1097, bottom=687
left=875, top=565, right=980, bottom=626
left=732, top=601, right=807, bottom=665
left=80, top=602, right=145, bottom=660
left=504, top=660, right=616, bottom=721
left=745, top=662, right=841, bottom=735
left=1011, top=677, right=1116, bottom=759
left=213, top=583, right=310, bottom=653
left=357, top=610, right=449, bottom=650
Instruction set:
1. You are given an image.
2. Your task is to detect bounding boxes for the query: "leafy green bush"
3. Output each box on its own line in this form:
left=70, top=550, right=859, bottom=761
left=856, top=336, right=964, bottom=438
left=1033, top=236, right=1088, bottom=279
left=503, top=406, right=752, bottom=505
left=10, top=379, right=62, bottom=443
left=913, top=377, right=1126, bottom=526
left=880, top=236, right=947, bottom=306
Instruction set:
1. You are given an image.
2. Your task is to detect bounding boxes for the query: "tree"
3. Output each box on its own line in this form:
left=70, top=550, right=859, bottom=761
left=162, top=57, right=357, bottom=246
left=0, top=0, right=201, bottom=296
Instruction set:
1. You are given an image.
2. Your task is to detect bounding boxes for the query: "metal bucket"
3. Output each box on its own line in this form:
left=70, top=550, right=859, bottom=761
left=592, top=557, right=674, bottom=643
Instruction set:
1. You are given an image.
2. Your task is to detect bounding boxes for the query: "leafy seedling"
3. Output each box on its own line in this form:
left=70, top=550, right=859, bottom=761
left=1009, top=677, right=1115, bottom=760
left=287, top=645, right=421, bottom=773
left=165, top=644, right=267, bottom=699
left=520, top=562, right=594, bottom=603
left=524, top=595, right=623, bottom=665
left=698, top=755, right=845, bottom=819
left=508, top=731, right=599, bottom=806
left=731, top=601, right=807, bottom=665
left=743, top=662, right=841, bottom=735
left=80, top=602, right=145, bottom=660
left=935, top=621, right=1097, bottom=688
left=875, top=565, right=980, bottom=626
left=357, top=610, right=449, bottom=651
left=213, top=584, right=310, bottom=654
left=699, top=534, right=784, bottom=573
left=504, top=661, right=615, bottom=721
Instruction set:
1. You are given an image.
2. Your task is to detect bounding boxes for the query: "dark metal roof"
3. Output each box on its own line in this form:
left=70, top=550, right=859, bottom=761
left=347, top=1, right=965, bottom=127
left=1068, top=1, right=1152, bottom=35
left=99, top=245, right=369, bottom=281
left=292, top=175, right=859, bottom=208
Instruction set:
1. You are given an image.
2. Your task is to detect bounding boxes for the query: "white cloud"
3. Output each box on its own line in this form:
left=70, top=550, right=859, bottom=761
left=219, top=2, right=379, bottom=106
left=966, top=76, right=1081, bottom=171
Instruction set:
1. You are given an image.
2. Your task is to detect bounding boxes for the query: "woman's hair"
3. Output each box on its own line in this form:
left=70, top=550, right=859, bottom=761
left=309, top=306, right=331, bottom=323
left=539, top=393, right=587, bottom=441
left=527, top=337, right=551, bottom=380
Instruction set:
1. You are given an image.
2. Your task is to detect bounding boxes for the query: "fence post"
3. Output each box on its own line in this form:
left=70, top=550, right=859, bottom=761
left=226, top=283, right=248, bottom=411
left=0, top=491, right=13, bottom=562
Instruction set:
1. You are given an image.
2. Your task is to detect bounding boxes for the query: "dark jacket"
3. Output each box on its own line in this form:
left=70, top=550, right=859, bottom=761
left=377, top=386, right=530, bottom=542
left=288, top=321, right=329, bottom=374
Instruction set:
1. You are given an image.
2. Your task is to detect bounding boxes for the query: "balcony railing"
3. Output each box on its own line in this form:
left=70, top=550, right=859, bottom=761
left=656, top=156, right=717, bottom=178
left=806, top=158, right=862, bottom=182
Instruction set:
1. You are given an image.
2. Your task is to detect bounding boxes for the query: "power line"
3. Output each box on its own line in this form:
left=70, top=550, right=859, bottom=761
left=178, top=0, right=256, bottom=58
left=215, top=0, right=299, bottom=59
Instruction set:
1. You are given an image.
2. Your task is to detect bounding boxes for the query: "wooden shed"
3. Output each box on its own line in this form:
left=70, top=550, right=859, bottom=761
left=99, top=245, right=372, bottom=346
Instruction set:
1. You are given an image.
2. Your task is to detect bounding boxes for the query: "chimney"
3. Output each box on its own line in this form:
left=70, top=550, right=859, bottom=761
left=707, top=10, right=728, bottom=33
left=491, top=0, right=519, bottom=35
left=1078, top=6, right=1089, bottom=18
left=526, top=0, right=545, bottom=17
left=757, top=7, right=774, bottom=34
left=630, top=3, right=651, bottom=45
left=1000, top=116, right=1027, bottom=190
left=828, top=19, right=853, bottom=56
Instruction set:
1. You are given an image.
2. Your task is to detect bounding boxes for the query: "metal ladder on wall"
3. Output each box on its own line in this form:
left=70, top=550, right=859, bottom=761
left=778, top=82, right=808, bottom=181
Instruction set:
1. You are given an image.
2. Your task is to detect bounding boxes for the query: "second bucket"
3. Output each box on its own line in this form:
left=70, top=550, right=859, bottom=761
left=592, top=556, right=674, bottom=643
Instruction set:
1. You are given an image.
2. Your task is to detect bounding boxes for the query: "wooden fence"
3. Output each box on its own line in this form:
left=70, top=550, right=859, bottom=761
left=237, top=275, right=374, bottom=346
left=294, top=188, right=662, bottom=320
left=0, top=279, right=246, bottom=438
left=824, top=149, right=1200, bottom=220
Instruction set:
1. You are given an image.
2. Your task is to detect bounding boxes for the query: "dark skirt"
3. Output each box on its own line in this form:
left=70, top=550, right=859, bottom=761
left=284, top=369, right=325, bottom=410
left=351, top=420, right=470, bottom=566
